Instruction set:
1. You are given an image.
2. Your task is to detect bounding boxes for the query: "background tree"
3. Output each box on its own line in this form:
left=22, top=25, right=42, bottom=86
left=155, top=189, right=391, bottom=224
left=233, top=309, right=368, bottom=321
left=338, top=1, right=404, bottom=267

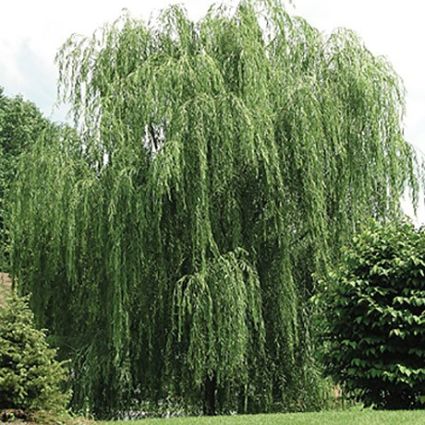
left=321, top=222, right=425, bottom=409
left=9, top=0, right=420, bottom=417
left=0, top=88, right=51, bottom=270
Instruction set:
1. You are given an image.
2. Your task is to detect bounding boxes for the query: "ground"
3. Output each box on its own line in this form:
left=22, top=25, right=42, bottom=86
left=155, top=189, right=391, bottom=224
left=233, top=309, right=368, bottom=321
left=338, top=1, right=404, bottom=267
left=100, top=410, right=425, bottom=425
left=1, top=408, right=424, bottom=425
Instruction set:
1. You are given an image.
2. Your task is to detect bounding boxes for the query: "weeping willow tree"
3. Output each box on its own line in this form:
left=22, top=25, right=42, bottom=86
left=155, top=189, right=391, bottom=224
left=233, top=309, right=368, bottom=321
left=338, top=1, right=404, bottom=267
left=8, top=0, right=419, bottom=418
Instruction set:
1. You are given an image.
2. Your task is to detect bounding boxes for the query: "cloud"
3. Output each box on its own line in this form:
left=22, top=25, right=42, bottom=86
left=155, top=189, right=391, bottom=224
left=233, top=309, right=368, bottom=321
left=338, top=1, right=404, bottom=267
left=0, top=0, right=215, bottom=120
left=2, top=0, right=424, bottom=136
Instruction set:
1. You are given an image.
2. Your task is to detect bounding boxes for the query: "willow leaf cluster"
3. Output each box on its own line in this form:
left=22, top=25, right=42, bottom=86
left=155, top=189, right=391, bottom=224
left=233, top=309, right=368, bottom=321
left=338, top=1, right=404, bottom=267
left=9, top=0, right=419, bottom=417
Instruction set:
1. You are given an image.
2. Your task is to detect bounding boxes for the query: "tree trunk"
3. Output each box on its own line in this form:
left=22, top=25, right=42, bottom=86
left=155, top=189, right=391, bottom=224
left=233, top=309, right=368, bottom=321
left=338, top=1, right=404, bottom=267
left=203, top=374, right=217, bottom=416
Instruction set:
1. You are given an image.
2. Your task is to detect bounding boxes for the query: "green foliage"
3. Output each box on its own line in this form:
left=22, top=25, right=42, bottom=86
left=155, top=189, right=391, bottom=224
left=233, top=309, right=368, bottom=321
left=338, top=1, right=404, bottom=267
left=8, top=0, right=419, bottom=417
left=0, top=88, right=49, bottom=158
left=0, top=295, right=70, bottom=413
left=322, top=222, right=425, bottom=409
left=0, top=88, right=51, bottom=271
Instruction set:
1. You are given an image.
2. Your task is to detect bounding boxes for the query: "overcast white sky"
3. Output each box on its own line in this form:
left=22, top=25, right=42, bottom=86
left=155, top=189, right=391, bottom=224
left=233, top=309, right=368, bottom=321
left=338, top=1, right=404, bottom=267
left=1, top=0, right=424, bottom=219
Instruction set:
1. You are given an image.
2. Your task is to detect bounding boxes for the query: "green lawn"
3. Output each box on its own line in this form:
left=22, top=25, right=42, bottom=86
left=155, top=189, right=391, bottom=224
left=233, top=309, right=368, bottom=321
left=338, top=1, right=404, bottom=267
left=102, top=410, right=425, bottom=425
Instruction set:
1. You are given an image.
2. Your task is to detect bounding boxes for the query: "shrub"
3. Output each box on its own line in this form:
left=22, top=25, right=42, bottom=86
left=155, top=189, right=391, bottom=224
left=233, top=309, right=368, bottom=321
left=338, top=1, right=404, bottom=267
left=0, top=294, right=70, bottom=414
left=322, top=222, right=425, bottom=409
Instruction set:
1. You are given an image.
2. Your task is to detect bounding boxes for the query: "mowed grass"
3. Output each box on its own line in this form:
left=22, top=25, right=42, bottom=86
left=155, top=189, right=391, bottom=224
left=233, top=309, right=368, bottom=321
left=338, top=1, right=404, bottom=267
left=102, top=410, right=425, bottom=425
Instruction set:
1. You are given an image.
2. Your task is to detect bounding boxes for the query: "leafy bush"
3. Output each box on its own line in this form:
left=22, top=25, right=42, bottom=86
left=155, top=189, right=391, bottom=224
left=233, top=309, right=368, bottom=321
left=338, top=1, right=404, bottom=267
left=0, top=295, right=70, bottom=413
left=322, top=222, right=425, bottom=409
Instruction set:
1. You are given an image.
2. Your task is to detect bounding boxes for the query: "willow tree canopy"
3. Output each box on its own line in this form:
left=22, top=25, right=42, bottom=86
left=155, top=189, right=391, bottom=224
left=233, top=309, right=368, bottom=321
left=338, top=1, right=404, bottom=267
left=9, top=0, right=419, bottom=417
